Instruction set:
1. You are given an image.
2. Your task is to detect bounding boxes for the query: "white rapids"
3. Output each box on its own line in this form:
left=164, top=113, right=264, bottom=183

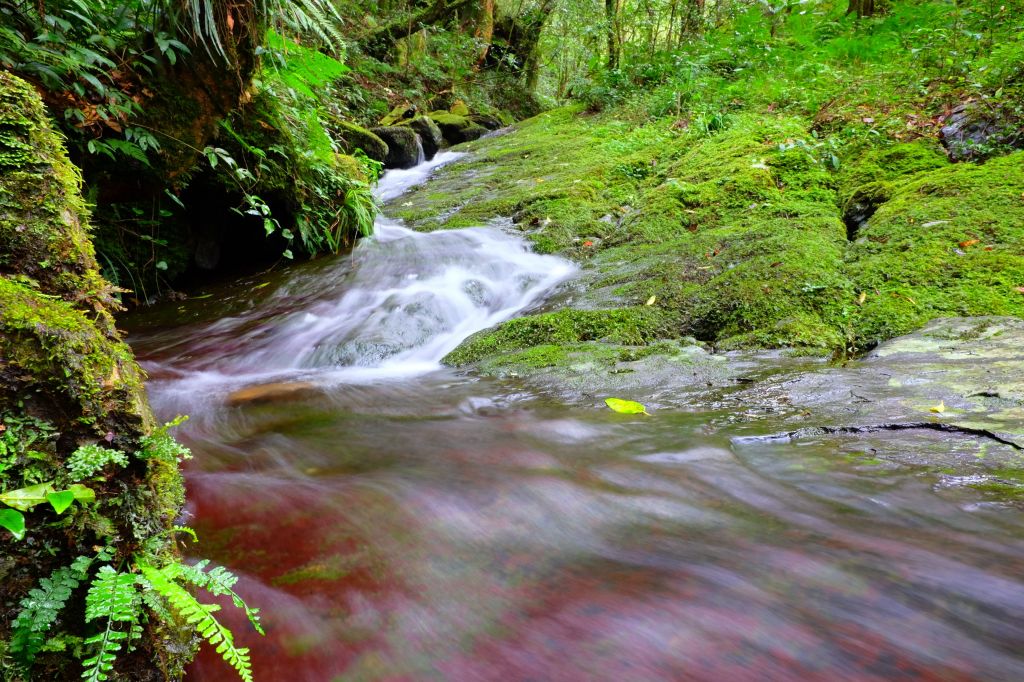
left=141, top=150, right=575, bottom=407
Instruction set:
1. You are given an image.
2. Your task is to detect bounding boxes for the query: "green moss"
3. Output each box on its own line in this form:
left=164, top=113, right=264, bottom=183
left=0, top=72, right=119, bottom=324
left=401, top=99, right=1020, bottom=366
left=443, top=306, right=678, bottom=366
left=330, top=119, right=389, bottom=163
left=427, top=112, right=488, bottom=144
left=838, top=141, right=949, bottom=201
left=1, top=73, right=190, bottom=679
left=848, top=151, right=1024, bottom=345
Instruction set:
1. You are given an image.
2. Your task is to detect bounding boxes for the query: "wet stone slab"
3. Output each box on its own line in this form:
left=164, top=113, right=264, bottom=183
left=482, top=317, right=1024, bottom=476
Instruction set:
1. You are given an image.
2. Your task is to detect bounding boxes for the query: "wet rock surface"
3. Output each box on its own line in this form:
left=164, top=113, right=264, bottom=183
left=940, top=102, right=1023, bottom=161
left=401, top=116, right=443, bottom=160
left=472, top=317, right=1024, bottom=474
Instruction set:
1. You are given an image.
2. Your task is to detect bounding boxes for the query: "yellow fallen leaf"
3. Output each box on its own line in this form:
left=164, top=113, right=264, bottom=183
left=857, top=291, right=867, bottom=305
left=645, top=295, right=657, bottom=306
left=605, top=398, right=649, bottom=415
left=929, top=400, right=946, bottom=413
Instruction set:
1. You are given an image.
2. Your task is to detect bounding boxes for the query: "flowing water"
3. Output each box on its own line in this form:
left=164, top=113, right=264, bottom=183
left=128, top=156, right=1024, bottom=681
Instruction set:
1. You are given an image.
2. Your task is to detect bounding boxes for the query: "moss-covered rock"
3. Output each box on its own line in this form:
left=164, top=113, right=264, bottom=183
left=0, top=72, right=190, bottom=681
left=398, top=104, right=1024, bottom=371
left=379, top=102, right=417, bottom=126
left=401, top=116, right=443, bottom=159
left=372, top=125, right=422, bottom=168
left=428, top=112, right=488, bottom=145
left=847, top=151, right=1024, bottom=344
left=443, top=307, right=679, bottom=366
left=0, top=72, right=120, bottom=325
left=333, top=118, right=389, bottom=163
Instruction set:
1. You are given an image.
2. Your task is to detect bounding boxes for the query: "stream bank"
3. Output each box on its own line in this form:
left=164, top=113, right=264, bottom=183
left=124, top=150, right=1024, bottom=681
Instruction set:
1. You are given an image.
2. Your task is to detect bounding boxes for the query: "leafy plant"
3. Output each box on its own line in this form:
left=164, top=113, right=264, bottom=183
left=10, top=552, right=105, bottom=666
left=67, top=444, right=130, bottom=481
left=0, top=481, right=96, bottom=540
left=81, top=566, right=145, bottom=682
left=137, top=416, right=192, bottom=463
left=138, top=560, right=259, bottom=682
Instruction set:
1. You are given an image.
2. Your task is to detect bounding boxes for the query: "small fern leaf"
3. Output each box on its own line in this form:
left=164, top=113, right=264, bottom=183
left=178, top=561, right=264, bottom=635
left=139, top=563, right=255, bottom=682
left=81, top=566, right=143, bottom=682
left=10, top=553, right=94, bottom=667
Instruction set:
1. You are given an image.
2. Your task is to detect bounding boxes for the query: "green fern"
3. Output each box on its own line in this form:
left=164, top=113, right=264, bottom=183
left=139, top=562, right=255, bottom=682
left=177, top=561, right=264, bottom=635
left=10, top=554, right=95, bottom=666
left=81, top=566, right=144, bottom=682
left=67, top=444, right=129, bottom=481
left=137, top=417, right=192, bottom=463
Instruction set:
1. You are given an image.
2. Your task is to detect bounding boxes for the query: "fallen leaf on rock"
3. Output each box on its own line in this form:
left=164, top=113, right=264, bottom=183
left=929, top=400, right=946, bottom=413
left=605, top=398, right=649, bottom=415
left=959, top=239, right=980, bottom=248
left=857, top=291, right=867, bottom=305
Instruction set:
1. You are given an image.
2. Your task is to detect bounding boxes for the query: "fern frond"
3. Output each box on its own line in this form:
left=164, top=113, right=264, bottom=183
left=10, top=554, right=94, bottom=666
left=81, top=566, right=143, bottom=682
left=178, top=561, right=264, bottom=635
left=139, top=563, right=255, bottom=682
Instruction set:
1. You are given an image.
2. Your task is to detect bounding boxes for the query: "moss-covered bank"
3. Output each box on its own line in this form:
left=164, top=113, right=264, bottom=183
left=1, top=72, right=190, bottom=680
left=388, top=105, right=1024, bottom=372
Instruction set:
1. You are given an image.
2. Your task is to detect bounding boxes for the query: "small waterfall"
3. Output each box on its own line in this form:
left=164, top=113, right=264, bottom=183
left=141, top=151, right=575, bottom=393
left=414, top=133, right=426, bottom=165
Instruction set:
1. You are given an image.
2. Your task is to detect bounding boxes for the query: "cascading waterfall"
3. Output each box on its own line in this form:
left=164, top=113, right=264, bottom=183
left=142, top=151, right=575, bottom=404
left=414, top=134, right=426, bottom=165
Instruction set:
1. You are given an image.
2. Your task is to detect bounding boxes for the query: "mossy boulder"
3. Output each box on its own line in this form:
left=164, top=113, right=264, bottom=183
left=449, top=100, right=470, bottom=116
left=372, top=126, right=422, bottom=168
left=0, top=72, right=120, bottom=324
left=428, top=112, right=488, bottom=145
left=379, top=102, right=417, bottom=126
left=333, top=119, right=389, bottom=163
left=0, top=72, right=190, bottom=680
left=468, top=113, right=503, bottom=131
left=401, top=116, right=443, bottom=160
left=847, top=150, right=1024, bottom=344
left=443, top=307, right=679, bottom=366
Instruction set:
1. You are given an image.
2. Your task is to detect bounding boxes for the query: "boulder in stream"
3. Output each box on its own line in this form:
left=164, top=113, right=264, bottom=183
left=334, top=119, right=389, bottom=163
left=372, top=126, right=422, bottom=168
left=401, top=116, right=443, bottom=160
left=428, top=112, right=488, bottom=145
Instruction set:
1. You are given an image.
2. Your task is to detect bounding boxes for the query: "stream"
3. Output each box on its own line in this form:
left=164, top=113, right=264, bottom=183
left=127, top=155, right=1024, bottom=681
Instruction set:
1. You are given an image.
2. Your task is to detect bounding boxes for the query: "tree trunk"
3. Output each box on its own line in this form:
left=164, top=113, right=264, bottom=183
left=363, top=0, right=476, bottom=60
left=606, top=0, right=619, bottom=70
left=846, top=0, right=878, bottom=18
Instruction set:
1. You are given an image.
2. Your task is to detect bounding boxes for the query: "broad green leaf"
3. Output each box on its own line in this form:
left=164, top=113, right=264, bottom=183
left=0, top=482, right=55, bottom=511
left=47, top=490, right=76, bottom=514
left=0, top=508, right=26, bottom=540
left=68, top=484, right=96, bottom=504
left=604, top=398, right=649, bottom=415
